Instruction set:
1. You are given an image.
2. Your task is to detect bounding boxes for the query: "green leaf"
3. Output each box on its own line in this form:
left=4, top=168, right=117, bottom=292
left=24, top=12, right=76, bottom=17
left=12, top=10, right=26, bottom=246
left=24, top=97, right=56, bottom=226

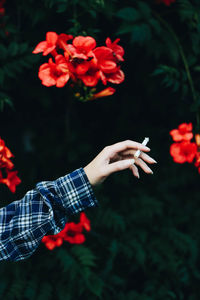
left=56, top=3, right=68, bottom=13
left=190, top=98, right=200, bottom=112
left=193, top=65, right=200, bottom=72
left=0, top=69, right=4, bottom=85
left=0, top=44, right=7, bottom=60
left=117, top=24, right=135, bottom=35
left=8, top=42, right=19, bottom=57
left=71, top=245, right=97, bottom=268
left=19, top=43, right=29, bottom=54
left=116, top=7, right=140, bottom=22
left=131, top=23, right=152, bottom=44
left=149, top=18, right=162, bottom=35
left=138, top=1, right=151, bottom=18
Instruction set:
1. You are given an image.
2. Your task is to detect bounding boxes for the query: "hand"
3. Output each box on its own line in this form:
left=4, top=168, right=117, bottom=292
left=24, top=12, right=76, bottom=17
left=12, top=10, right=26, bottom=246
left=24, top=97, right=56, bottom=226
left=83, top=140, right=157, bottom=186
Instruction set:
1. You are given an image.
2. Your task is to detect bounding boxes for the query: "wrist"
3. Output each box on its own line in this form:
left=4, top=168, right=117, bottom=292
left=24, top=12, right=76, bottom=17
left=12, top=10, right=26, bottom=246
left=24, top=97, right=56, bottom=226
left=84, top=163, right=102, bottom=186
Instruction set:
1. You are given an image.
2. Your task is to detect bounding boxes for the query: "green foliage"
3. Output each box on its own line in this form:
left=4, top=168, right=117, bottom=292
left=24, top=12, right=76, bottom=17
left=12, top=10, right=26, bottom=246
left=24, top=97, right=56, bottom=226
left=116, top=2, right=154, bottom=45
left=1, top=0, right=200, bottom=299
left=152, top=65, right=182, bottom=93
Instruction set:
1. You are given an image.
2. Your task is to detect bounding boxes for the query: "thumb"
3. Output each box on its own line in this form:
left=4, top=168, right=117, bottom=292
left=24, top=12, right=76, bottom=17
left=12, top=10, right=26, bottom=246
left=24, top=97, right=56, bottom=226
left=106, top=159, right=135, bottom=176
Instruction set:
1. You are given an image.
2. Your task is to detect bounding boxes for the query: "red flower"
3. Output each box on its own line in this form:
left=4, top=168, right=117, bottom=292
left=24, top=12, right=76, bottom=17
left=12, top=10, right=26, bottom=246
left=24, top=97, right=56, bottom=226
left=106, top=38, right=124, bottom=62
left=170, top=141, right=197, bottom=164
left=33, top=32, right=73, bottom=56
left=42, top=213, right=92, bottom=250
left=170, top=123, right=193, bottom=142
left=33, top=32, right=58, bottom=56
left=91, top=87, right=116, bottom=100
left=42, top=234, right=63, bottom=250
left=195, top=134, right=200, bottom=147
left=33, top=33, right=125, bottom=99
left=100, top=69, right=125, bottom=85
left=80, top=212, right=91, bottom=231
left=156, top=0, right=176, bottom=6
left=0, top=138, right=14, bottom=169
left=0, top=0, right=5, bottom=16
left=78, top=66, right=101, bottom=86
left=61, top=222, right=86, bottom=244
left=62, top=36, right=97, bottom=78
left=94, top=47, right=118, bottom=74
left=0, top=170, right=21, bottom=193
left=194, top=152, right=200, bottom=174
left=64, top=36, right=96, bottom=61
left=38, top=55, right=70, bottom=87
left=93, top=46, right=125, bottom=85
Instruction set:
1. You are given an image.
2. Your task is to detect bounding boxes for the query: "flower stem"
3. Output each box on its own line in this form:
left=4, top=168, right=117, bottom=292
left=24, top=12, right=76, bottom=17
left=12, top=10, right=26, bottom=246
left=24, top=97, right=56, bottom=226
left=153, top=11, right=200, bottom=130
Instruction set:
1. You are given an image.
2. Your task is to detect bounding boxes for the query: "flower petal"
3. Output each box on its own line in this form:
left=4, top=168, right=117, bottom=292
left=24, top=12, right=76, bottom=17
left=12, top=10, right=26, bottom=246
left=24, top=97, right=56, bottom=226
left=46, top=32, right=58, bottom=44
left=32, top=41, right=47, bottom=54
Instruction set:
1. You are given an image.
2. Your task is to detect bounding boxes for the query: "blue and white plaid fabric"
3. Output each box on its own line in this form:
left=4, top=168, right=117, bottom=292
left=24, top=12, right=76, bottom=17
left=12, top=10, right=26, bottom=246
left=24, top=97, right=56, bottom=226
left=0, top=168, right=98, bottom=261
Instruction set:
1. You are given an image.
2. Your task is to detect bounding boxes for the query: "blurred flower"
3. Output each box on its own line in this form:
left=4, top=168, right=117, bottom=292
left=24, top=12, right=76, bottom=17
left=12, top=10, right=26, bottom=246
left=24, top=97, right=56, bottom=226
left=0, top=170, right=21, bottom=193
left=42, top=212, right=91, bottom=250
left=106, top=38, right=124, bottom=62
left=90, top=87, right=116, bottom=100
left=33, top=32, right=73, bottom=56
left=194, top=152, right=200, bottom=173
left=170, top=123, right=193, bottom=142
left=195, top=134, right=200, bottom=147
left=42, top=234, right=63, bottom=250
left=0, top=0, right=5, bottom=17
left=38, top=55, right=70, bottom=87
left=194, top=134, right=200, bottom=173
left=100, top=69, right=125, bottom=85
left=78, top=64, right=100, bottom=86
left=156, top=0, right=176, bottom=6
left=93, top=46, right=124, bottom=85
left=170, top=141, right=197, bottom=163
left=33, top=32, right=58, bottom=56
left=65, top=36, right=96, bottom=60
left=94, top=46, right=118, bottom=74
left=80, top=212, right=91, bottom=231
left=61, top=222, right=86, bottom=244
left=0, top=138, right=21, bottom=193
left=0, top=138, right=14, bottom=169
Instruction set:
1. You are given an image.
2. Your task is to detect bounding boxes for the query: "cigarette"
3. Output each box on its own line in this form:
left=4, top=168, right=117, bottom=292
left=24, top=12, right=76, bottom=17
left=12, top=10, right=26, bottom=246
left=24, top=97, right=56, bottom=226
left=132, top=137, right=149, bottom=164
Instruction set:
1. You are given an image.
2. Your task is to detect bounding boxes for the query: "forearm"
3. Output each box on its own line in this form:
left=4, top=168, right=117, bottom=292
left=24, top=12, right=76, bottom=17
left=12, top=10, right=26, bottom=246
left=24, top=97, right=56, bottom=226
left=0, top=168, right=98, bottom=261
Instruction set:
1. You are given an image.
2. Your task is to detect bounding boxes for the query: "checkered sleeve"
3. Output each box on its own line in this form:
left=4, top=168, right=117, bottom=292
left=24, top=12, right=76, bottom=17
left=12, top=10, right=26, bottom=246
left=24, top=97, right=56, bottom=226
left=0, top=168, right=98, bottom=261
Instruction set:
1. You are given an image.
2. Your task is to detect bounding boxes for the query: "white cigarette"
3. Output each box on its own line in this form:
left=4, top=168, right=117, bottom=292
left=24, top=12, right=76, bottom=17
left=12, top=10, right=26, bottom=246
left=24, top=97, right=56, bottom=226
left=132, top=137, right=149, bottom=164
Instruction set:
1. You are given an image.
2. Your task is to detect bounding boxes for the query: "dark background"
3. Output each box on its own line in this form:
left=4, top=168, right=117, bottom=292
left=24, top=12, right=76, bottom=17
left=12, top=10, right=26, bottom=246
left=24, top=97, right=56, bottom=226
left=0, top=0, right=200, bottom=299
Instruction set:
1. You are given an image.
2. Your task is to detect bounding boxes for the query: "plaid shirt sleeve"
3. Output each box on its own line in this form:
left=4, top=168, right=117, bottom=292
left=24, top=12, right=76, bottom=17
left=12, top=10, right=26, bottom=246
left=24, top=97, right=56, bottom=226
left=0, top=168, right=98, bottom=262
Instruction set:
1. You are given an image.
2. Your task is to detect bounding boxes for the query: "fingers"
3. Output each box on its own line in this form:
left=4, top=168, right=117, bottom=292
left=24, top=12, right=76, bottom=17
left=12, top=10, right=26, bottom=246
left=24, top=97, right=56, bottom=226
left=140, top=152, right=157, bottom=164
left=106, top=159, right=135, bottom=175
left=129, top=164, right=140, bottom=178
left=120, top=150, right=157, bottom=164
left=134, top=157, right=153, bottom=174
left=106, top=157, right=153, bottom=178
left=104, top=140, right=150, bottom=158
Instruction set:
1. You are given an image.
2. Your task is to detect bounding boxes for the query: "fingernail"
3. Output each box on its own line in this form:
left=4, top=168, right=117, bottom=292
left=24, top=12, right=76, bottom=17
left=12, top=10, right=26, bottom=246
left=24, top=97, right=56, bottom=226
left=150, top=171, right=153, bottom=174
left=137, top=173, right=140, bottom=179
left=152, top=159, right=157, bottom=163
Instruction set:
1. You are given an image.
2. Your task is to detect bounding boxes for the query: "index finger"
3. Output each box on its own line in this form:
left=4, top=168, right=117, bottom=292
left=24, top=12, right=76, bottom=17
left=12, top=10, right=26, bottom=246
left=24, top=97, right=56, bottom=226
left=106, top=140, right=150, bottom=156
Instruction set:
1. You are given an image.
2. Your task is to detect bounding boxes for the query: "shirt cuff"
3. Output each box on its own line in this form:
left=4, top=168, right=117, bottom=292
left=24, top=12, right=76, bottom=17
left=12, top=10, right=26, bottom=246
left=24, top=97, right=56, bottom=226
left=55, top=168, right=99, bottom=216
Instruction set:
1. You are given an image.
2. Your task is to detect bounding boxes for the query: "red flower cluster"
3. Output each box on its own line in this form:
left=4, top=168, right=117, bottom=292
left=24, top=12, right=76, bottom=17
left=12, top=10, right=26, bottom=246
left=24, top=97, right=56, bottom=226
left=194, top=134, right=200, bottom=173
left=156, top=0, right=176, bottom=6
left=42, top=212, right=91, bottom=250
left=0, top=0, right=5, bottom=17
left=33, top=32, right=125, bottom=100
left=0, top=138, right=21, bottom=193
left=169, top=123, right=200, bottom=173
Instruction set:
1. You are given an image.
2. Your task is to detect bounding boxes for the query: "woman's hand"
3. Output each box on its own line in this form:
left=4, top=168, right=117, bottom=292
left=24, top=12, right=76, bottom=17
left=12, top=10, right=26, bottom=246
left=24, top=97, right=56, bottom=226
left=84, top=140, right=157, bottom=186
